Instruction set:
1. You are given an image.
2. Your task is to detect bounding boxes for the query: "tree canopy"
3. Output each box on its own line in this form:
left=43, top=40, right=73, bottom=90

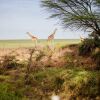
left=41, top=0, right=100, bottom=37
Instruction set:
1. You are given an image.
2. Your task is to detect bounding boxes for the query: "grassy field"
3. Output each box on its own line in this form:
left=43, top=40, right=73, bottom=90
left=0, top=39, right=80, bottom=48
left=0, top=67, right=100, bottom=100
left=0, top=39, right=99, bottom=100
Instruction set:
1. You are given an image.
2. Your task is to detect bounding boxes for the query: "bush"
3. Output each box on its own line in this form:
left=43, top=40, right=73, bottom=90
left=79, top=38, right=100, bottom=69
left=79, top=38, right=100, bottom=56
left=1, top=55, right=18, bottom=69
left=92, top=49, right=100, bottom=69
left=0, top=83, right=21, bottom=100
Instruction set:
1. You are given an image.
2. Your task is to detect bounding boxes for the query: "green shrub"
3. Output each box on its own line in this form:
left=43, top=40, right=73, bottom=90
left=79, top=38, right=100, bottom=69
left=54, top=76, right=64, bottom=92
left=79, top=38, right=100, bottom=55
left=0, top=83, right=21, bottom=100
left=92, top=49, right=100, bottom=69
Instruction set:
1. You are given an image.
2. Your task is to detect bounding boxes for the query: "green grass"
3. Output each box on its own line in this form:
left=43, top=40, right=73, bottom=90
left=0, top=39, right=80, bottom=48
left=0, top=67, right=100, bottom=100
left=26, top=67, right=100, bottom=99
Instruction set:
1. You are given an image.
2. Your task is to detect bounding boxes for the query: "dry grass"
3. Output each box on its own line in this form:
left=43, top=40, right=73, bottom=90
left=0, top=42, right=99, bottom=100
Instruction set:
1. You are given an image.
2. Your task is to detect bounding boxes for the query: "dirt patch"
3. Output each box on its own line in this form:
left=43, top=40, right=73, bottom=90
left=0, top=48, right=30, bottom=61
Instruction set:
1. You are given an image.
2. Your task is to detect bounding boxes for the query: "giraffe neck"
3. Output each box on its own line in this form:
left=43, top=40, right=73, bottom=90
left=52, top=29, right=57, bottom=35
left=27, top=32, right=33, bottom=38
left=52, top=33, right=55, bottom=36
left=27, top=32, right=37, bottom=39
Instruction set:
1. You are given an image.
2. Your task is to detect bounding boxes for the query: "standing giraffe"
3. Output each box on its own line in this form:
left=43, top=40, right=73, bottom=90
left=47, top=28, right=57, bottom=50
left=26, top=32, right=38, bottom=46
left=80, top=35, right=85, bottom=42
left=47, top=28, right=57, bottom=42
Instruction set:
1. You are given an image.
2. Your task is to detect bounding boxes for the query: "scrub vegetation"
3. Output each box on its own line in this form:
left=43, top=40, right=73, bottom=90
left=0, top=40, right=100, bottom=100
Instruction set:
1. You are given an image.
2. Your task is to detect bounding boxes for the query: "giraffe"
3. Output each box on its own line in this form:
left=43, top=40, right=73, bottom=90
left=80, top=35, right=85, bottom=42
left=47, top=28, right=57, bottom=42
left=26, top=32, right=38, bottom=46
left=47, top=28, right=57, bottom=50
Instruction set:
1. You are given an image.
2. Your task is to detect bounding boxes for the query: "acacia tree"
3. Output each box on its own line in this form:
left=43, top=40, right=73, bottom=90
left=41, top=0, right=100, bottom=39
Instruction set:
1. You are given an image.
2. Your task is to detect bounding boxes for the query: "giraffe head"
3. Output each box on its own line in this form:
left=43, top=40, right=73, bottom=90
left=54, top=28, right=57, bottom=32
left=26, top=32, right=32, bottom=35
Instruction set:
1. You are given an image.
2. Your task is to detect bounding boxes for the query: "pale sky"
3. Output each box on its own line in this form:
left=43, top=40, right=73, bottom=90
left=0, top=0, right=88, bottom=40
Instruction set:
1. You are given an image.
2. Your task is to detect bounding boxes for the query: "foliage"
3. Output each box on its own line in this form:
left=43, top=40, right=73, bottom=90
left=0, top=46, right=100, bottom=99
left=0, top=55, right=18, bottom=69
left=0, top=67, right=99, bottom=99
left=92, top=49, right=100, bottom=69
left=79, top=38, right=100, bottom=69
left=0, top=55, right=19, bottom=74
left=41, top=0, right=100, bottom=37
left=79, top=38, right=100, bottom=55
left=0, top=83, right=21, bottom=100
left=0, top=42, right=100, bottom=99
left=25, top=48, right=46, bottom=85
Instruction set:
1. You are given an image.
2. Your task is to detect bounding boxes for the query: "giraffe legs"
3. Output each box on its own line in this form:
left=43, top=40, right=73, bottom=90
left=47, top=40, right=55, bottom=51
left=32, top=39, right=38, bottom=48
left=35, top=40, right=37, bottom=47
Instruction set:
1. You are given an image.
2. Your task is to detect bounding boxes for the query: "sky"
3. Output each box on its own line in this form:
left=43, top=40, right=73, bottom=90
left=0, top=0, right=88, bottom=40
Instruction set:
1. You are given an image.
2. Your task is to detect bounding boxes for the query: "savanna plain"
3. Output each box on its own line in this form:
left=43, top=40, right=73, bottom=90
left=0, top=39, right=100, bottom=100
